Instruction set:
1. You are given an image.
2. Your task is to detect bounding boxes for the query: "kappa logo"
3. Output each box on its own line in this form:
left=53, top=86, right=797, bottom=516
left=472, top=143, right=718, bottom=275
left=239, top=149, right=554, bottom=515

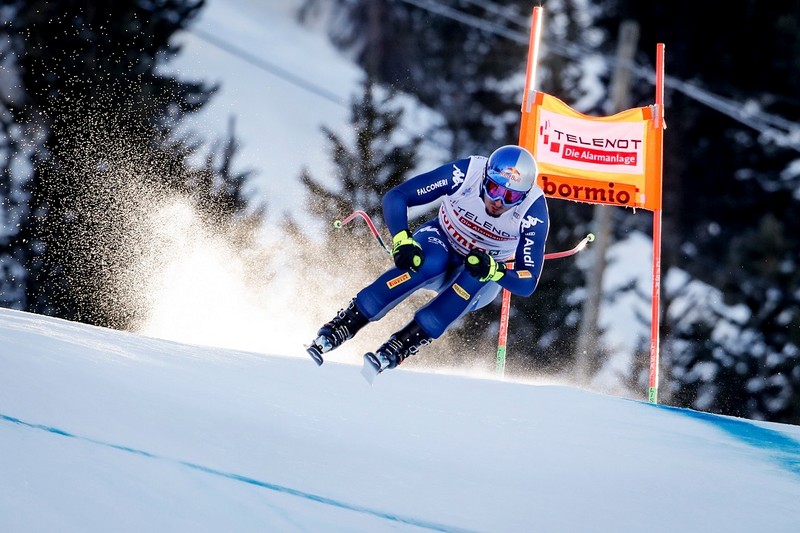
left=451, top=165, right=465, bottom=188
left=521, top=215, right=545, bottom=230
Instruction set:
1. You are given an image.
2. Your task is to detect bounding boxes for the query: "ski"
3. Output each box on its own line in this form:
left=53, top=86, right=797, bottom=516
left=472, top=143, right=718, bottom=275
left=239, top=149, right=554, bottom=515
left=360, top=352, right=384, bottom=384
left=305, top=343, right=324, bottom=366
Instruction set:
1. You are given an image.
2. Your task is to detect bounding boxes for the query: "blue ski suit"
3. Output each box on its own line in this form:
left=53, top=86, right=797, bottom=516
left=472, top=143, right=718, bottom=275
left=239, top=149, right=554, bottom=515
left=353, top=155, right=550, bottom=339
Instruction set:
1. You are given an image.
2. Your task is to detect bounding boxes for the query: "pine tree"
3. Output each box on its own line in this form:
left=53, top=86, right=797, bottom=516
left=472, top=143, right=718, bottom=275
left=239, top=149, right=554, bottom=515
left=299, top=0, right=535, bottom=155
left=0, top=89, right=33, bottom=310
left=0, top=0, right=262, bottom=329
left=292, top=78, right=420, bottom=242
left=595, top=0, right=800, bottom=423
left=287, top=78, right=424, bottom=355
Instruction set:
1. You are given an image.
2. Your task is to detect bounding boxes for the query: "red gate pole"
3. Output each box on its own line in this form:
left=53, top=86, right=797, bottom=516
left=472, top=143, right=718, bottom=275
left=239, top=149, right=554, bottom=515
left=497, top=6, right=544, bottom=378
left=648, top=43, right=666, bottom=403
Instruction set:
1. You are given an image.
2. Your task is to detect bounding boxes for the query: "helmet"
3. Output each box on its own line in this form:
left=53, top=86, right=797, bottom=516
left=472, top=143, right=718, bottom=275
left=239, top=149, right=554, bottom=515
left=485, top=145, right=538, bottom=193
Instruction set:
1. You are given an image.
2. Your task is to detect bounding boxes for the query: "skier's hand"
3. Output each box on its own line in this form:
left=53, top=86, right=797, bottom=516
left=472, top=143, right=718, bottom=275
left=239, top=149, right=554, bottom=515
left=465, top=249, right=505, bottom=282
left=391, top=229, right=424, bottom=272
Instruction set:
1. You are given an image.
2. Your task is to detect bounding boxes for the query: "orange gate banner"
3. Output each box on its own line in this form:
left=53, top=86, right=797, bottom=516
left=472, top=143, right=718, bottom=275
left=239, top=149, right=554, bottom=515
left=520, top=91, right=664, bottom=211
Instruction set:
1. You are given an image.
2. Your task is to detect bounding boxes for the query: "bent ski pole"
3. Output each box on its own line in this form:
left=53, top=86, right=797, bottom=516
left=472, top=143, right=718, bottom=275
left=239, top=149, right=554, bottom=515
left=333, top=210, right=391, bottom=255
left=334, top=210, right=595, bottom=261
left=544, top=232, right=595, bottom=260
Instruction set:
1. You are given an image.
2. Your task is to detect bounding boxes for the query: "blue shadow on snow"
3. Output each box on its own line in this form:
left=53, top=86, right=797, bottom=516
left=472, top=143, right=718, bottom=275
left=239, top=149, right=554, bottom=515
left=1, top=413, right=476, bottom=533
left=648, top=403, right=800, bottom=478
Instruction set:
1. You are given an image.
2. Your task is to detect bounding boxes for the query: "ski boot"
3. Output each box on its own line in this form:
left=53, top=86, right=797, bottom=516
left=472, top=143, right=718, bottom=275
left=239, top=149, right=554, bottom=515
left=306, top=299, right=369, bottom=365
left=362, top=319, right=432, bottom=384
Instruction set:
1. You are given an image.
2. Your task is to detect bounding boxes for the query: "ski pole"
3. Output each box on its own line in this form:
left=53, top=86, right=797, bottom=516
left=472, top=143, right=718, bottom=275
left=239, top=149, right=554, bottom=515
left=335, top=210, right=595, bottom=261
left=333, top=210, right=391, bottom=255
left=544, top=232, right=595, bottom=260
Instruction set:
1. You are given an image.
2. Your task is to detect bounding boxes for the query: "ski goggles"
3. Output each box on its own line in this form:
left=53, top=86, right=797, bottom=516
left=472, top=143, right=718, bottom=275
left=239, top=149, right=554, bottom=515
left=482, top=175, right=527, bottom=206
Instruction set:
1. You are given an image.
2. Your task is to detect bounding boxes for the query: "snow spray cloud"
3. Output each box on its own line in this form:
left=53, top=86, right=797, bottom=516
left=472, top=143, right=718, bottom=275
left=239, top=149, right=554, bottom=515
left=33, top=95, right=292, bottom=354
left=47, top=143, right=311, bottom=356
left=40, top=104, right=388, bottom=359
left=40, top=108, right=392, bottom=358
left=40, top=105, right=496, bottom=370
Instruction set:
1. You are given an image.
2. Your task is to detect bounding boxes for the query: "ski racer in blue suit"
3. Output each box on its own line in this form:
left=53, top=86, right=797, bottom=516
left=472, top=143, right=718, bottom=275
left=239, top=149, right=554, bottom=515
left=307, top=145, right=550, bottom=375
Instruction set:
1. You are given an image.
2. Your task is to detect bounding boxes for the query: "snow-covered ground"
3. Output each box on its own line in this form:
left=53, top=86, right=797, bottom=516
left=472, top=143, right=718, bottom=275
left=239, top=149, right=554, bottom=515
left=2, top=306, right=799, bottom=532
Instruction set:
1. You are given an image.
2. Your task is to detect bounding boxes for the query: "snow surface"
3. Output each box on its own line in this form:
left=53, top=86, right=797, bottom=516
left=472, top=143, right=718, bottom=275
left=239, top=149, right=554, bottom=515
left=1, top=306, right=799, bottom=532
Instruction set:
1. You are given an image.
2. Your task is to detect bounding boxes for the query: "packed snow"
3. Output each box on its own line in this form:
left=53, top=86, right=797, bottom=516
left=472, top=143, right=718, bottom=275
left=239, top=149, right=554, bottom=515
left=2, top=307, right=799, bottom=532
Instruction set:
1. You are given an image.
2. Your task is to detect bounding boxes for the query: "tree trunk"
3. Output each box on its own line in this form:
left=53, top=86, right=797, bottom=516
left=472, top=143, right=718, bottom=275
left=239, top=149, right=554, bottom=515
left=574, top=20, right=640, bottom=383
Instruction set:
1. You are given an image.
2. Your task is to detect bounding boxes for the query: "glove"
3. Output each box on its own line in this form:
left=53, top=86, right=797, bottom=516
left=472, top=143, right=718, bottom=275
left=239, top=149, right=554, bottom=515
left=465, top=249, right=505, bottom=282
left=391, top=229, right=424, bottom=272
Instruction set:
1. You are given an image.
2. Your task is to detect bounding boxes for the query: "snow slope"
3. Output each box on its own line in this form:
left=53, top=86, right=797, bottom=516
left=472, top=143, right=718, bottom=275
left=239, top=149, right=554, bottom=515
left=2, top=307, right=799, bottom=532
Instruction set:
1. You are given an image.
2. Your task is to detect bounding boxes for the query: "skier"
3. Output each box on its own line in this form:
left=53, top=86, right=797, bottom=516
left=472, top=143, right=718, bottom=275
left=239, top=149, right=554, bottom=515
left=307, top=144, right=550, bottom=378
